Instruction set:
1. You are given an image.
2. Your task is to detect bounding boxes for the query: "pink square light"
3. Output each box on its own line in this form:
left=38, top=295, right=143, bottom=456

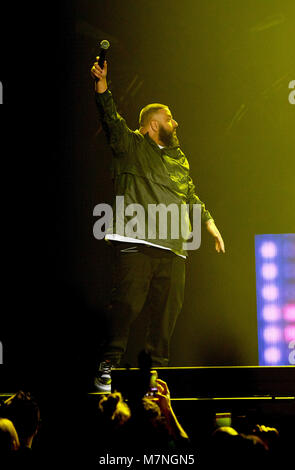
left=283, top=304, right=295, bottom=321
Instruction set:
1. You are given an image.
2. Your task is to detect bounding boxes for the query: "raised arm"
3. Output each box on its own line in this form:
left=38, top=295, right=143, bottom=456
left=154, top=379, right=189, bottom=442
left=91, top=57, right=133, bottom=155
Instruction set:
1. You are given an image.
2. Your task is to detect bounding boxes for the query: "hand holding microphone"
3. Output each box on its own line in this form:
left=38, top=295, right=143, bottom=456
left=91, top=40, right=110, bottom=92
left=91, top=58, right=108, bottom=81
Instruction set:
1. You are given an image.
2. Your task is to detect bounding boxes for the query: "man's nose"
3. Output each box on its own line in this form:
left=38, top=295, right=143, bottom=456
left=173, top=120, right=178, bottom=128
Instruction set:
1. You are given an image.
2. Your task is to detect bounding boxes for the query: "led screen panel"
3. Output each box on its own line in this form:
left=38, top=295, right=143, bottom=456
left=255, top=234, right=295, bottom=365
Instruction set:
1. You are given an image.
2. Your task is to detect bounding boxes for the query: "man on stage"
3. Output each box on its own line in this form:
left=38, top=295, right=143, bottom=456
left=91, top=57, right=225, bottom=392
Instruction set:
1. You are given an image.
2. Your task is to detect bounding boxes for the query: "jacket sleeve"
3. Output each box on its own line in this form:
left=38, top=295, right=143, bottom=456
left=186, top=176, right=214, bottom=224
left=95, top=89, right=134, bottom=156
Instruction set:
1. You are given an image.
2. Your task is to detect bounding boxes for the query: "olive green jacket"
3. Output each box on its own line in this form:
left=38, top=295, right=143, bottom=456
left=95, top=89, right=213, bottom=256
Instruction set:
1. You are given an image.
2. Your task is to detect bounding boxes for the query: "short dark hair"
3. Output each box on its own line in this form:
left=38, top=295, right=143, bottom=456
left=139, top=103, right=168, bottom=128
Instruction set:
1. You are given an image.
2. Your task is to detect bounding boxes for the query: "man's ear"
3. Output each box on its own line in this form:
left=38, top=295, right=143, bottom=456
left=149, top=119, right=159, bottom=132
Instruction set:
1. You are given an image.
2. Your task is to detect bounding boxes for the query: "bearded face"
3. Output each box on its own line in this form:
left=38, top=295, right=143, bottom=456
left=158, top=123, right=179, bottom=147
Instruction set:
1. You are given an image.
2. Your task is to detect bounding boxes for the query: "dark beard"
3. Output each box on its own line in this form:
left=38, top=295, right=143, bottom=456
left=158, top=125, right=179, bottom=147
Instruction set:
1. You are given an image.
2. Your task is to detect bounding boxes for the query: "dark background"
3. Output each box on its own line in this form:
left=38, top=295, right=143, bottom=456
left=0, top=2, right=294, bottom=465
left=0, top=0, right=295, bottom=390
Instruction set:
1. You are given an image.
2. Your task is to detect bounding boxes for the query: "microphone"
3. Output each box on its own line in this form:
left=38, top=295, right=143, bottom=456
left=98, top=39, right=110, bottom=68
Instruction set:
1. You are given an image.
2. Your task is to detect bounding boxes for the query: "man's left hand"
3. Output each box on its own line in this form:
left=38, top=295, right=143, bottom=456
left=206, top=219, right=225, bottom=253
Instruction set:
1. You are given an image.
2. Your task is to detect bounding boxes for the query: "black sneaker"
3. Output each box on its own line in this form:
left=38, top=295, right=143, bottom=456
left=94, top=360, right=112, bottom=393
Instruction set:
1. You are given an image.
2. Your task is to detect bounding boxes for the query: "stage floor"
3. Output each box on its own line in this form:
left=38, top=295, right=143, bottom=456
left=106, top=365, right=295, bottom=399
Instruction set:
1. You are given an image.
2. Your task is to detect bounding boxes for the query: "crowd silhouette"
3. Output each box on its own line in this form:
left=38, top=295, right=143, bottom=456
left=0, top=360, right=291, bottom=468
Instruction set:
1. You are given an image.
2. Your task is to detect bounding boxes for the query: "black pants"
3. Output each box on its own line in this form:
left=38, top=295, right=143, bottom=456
left=101, top=242, right=186, bottom=367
